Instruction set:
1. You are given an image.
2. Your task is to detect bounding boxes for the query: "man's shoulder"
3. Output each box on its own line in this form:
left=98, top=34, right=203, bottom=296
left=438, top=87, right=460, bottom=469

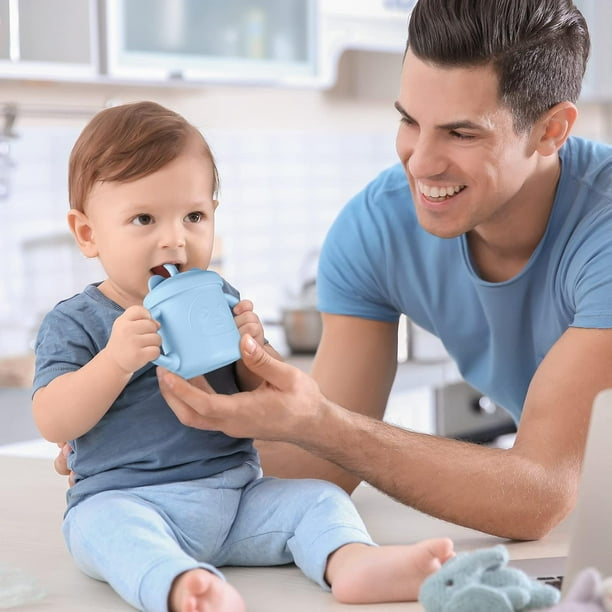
left=562, top=136, right=612, bottom=176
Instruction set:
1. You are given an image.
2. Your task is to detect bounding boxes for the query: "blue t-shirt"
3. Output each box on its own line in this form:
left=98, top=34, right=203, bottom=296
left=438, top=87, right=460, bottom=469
left=34, top=283, right=257, bottom=513
left=318, top=136, right=612, bottom=423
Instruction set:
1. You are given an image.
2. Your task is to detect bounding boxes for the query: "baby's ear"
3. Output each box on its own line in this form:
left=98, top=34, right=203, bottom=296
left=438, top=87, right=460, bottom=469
left=212, top=199, right=219, bottom=211
left=67, top=209, right=98, bottom=258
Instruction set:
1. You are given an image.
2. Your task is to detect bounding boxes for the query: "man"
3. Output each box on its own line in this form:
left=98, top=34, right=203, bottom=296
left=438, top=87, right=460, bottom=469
left=66, top=0, right=612, bottom=541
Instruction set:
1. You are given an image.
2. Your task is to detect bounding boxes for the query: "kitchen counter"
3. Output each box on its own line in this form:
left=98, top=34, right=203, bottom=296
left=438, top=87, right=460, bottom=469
left=1, top=455, right=571, bottom=611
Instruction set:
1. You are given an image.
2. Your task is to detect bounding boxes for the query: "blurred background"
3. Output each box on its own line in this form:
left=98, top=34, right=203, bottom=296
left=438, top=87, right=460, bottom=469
left=1, top=0, right=611, bottom=449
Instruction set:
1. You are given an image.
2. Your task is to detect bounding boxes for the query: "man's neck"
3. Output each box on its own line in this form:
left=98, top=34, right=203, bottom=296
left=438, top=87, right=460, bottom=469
left=467, top=156, right=562, bottom=283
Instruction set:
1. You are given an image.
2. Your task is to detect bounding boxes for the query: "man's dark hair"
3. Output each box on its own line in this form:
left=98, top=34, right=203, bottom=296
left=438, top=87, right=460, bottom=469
left=407, top=0, right=590, bottom=132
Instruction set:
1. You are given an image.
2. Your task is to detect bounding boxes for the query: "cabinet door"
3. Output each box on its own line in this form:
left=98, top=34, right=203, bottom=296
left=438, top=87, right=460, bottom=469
left=0, top=1, right=9, bottom=61
left=105, top=0, right=317, bottom=85
left=0, top=0, right=98, bottom=79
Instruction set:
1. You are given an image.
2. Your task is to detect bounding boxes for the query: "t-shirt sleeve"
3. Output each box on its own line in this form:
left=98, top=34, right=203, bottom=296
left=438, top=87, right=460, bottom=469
left=569, top=210, right=612, bottom=329
left=33, top=308, right=95, bottom=394
left=317, top=179, right=401, bottom=323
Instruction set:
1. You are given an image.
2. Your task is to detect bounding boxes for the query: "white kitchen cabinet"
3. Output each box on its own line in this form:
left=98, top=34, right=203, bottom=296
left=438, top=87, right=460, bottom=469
left=318, top=0, right=414, bottom=86
left=0, top=0, right=413, bottom=87
left=105, top=0, right=318, bottom=86
left=0, top=0, right=99, bottom=80
left=104, top=0, right=414, bottom=87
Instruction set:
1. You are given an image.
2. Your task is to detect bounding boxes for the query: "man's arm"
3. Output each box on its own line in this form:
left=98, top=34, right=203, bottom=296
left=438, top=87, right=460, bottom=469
left=278, top=315, right=609, bottom=539
left=255, top=314, right=399, bottom=492
left=158, top=319, right=612, bottom=540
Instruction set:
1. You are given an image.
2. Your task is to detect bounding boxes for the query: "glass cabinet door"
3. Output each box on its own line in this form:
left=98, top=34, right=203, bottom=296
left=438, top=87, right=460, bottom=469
left=18, top=0, right=92, bottom=64
left=0, top=1, right=9, bottom=61
left=106, top=0, right=318, bottom=85
left=0, top=0, right=97, bottom=78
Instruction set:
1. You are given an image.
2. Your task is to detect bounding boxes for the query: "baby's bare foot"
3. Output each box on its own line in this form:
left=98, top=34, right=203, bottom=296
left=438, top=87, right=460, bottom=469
left=328, top=538, right=454, bottom=604
left=169, top=568, right=246, bottom=612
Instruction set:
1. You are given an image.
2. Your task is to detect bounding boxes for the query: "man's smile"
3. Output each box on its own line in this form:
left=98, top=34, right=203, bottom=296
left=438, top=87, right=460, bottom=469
left=418, top=182, right=466, bottom=201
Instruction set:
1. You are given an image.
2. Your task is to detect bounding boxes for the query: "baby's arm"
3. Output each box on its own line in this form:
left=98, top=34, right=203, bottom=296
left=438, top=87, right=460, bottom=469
left=32, top=305, right=161, bottom=443
left=232, top=299, right=282, bottom=391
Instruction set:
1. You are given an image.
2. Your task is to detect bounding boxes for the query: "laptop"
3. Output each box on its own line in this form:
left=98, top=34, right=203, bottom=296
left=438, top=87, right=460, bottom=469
left=508, top=388, right=612, bottom=594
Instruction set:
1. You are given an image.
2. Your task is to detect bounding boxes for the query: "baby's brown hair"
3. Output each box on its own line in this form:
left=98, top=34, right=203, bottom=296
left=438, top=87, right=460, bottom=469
left=68, top=101, right=219, bottom=212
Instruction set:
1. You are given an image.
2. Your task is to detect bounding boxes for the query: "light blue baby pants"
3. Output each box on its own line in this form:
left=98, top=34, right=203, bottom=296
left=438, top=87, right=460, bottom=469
left=62, top=462, right=374, bottom=612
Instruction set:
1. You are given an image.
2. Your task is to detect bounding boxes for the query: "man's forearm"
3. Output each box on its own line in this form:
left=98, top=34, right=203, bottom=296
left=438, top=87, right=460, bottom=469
left=292, top=398, right=576, bottom=540
left=255, top=439, right=362, bottom=493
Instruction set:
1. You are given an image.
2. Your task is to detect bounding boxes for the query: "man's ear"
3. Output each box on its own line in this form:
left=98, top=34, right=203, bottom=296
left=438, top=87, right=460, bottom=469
left=67, top=209, right=98, bottom=258
left=535, top=102, right=578, bottom=156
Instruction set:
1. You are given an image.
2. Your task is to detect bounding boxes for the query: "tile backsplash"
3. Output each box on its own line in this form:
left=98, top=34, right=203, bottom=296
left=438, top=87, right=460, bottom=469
left=0, top=124, right=398, bottom=357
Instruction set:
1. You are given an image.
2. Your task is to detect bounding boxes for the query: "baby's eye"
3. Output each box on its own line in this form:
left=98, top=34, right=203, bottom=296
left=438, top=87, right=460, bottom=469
left=184, top=211, right=203, bottom=223
left=132, top=214, right=154, bottom=226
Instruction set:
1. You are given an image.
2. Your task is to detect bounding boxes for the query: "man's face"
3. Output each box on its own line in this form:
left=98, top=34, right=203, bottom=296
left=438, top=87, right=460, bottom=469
left=395, top=50, right=541, bottom=240
left=76, top=139, right=218, bottom=309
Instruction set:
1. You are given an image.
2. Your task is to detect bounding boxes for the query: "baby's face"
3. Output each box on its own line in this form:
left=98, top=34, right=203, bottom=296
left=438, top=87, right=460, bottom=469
left=81, top=142, right=218, bottom=308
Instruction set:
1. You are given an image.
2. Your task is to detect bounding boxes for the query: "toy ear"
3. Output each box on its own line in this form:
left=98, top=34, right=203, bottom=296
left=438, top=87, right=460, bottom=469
left=563, top=568, right=601, bottom=603
left=473, top=545, right=509, bottom=569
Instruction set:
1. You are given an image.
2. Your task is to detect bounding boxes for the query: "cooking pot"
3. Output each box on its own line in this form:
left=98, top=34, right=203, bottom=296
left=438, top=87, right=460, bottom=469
left=281, top=307, right=322, bottom=354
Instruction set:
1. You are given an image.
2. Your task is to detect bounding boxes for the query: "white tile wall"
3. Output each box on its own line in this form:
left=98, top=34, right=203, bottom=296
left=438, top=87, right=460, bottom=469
left=0, top=124, right=399, bottom=357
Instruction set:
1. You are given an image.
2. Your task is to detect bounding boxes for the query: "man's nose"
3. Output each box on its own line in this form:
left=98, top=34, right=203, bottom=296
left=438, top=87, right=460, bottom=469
left=403, top=134, right=446, bottom=179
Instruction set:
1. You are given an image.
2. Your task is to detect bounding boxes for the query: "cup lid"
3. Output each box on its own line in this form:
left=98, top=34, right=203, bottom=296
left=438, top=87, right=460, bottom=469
left=144, top=265, right=222, bottom=306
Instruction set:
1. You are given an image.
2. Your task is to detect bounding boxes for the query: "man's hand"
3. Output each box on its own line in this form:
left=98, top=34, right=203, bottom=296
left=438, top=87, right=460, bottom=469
left=157, top=334, right=323, bottom=442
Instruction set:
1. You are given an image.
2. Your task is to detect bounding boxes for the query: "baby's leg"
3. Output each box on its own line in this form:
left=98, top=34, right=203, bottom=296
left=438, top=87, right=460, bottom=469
left=169, top=569, right=245, bottom=612
left=326, top=538, right=454, bottom=604
left=63, top=489, right=232, bottom=611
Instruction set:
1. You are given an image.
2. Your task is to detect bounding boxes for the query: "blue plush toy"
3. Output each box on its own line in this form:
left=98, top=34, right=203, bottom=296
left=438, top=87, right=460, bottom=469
left=419, top=545, right=561, bottom=612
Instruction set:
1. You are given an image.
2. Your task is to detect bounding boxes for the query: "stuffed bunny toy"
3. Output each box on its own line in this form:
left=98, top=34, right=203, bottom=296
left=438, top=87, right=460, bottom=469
left=419, top=545, right=560, bottom=612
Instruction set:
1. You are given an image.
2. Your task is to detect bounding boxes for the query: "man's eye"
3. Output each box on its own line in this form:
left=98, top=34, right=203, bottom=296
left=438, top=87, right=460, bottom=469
left=132, top=214, right=153, bottom=226
left=185, top=212, right=203, bottom=223
left=451, top=131, right=475, bottom=140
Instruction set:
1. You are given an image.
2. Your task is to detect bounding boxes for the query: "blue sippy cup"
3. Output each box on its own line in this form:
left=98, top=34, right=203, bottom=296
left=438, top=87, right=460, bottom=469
left=143, top=264, right=241, bottom=378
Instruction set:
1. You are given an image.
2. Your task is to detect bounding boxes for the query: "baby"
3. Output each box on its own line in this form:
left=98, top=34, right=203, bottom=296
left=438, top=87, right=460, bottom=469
left=33, top=101, right=453, bottom=611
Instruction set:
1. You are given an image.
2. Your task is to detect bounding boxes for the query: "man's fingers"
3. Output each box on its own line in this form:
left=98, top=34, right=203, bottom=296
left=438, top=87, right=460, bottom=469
left=239, top=335, right=295, bottom=390
left=188, top=373, right=216, bottom=392
left=157, top=367, right=226, bottom=428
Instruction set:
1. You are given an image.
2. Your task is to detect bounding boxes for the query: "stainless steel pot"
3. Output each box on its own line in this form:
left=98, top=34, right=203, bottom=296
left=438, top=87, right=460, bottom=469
left=281, top=307, right=322, bottom=354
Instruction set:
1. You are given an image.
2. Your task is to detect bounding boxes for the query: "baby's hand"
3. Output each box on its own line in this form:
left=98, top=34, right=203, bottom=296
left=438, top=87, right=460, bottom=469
left=106, top=305, right=161, bottom=374
left=232, top=300, right=265, bottom=347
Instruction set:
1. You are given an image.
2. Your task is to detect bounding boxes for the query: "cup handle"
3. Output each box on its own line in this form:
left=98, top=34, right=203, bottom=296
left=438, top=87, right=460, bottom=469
left=150, top=307, right=180, bottom=372
left=224, top=293, right=239, bottom=310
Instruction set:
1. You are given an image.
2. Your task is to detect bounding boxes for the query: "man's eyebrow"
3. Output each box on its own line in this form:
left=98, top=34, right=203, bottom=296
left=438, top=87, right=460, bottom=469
left=393, top=100, right=490, bottom=132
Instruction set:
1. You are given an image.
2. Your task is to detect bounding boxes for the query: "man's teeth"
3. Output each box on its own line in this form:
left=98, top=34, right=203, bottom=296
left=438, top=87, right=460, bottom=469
left=420, top=184, right=465, bottom=198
